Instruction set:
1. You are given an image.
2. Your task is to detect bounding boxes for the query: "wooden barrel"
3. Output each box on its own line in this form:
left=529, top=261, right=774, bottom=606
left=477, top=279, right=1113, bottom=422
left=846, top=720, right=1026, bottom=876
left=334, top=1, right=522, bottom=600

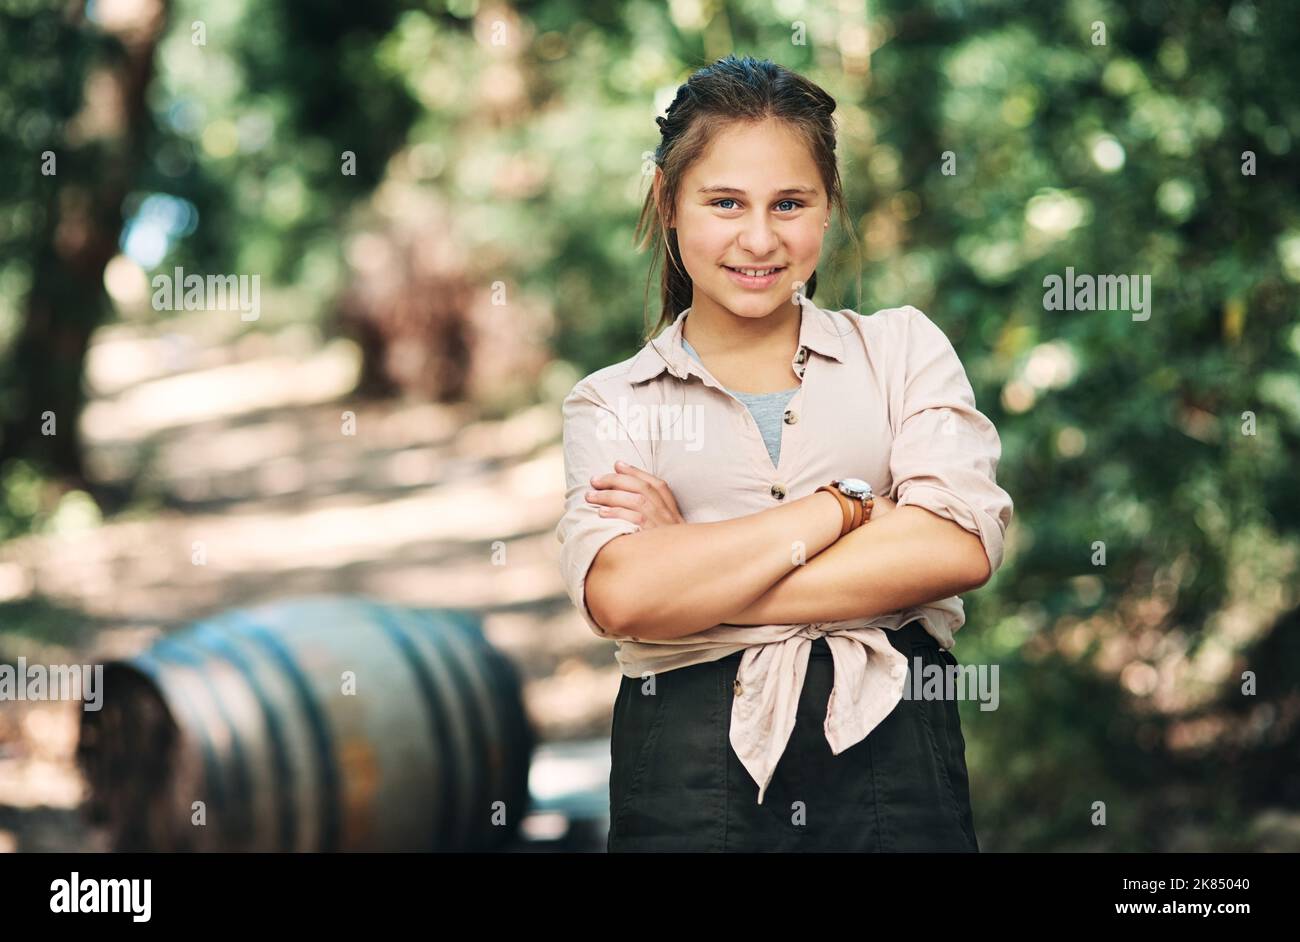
left=77, top=596, right=534, bottom=852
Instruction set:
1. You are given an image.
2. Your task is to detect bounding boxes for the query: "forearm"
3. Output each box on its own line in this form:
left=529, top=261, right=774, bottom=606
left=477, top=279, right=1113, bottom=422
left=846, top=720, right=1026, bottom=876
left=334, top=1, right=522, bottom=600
left=726, top=506, right=991, bottom=625
left=587, top=491, right=844, bottom=640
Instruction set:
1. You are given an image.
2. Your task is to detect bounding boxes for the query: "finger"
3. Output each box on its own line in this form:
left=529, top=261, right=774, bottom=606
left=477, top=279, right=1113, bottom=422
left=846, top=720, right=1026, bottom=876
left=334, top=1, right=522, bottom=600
left=594, top=461, right=663, bottom=491
left=588, top=489, right=648, bottom=513
left=612, top=460, right=681, bottom=513
left=597, top=506, right=642, bottom=525
left=613, top=460, right=660, bottom=485
left=589, top=476, right=665, bottom=523
left=590, top=471, right=648, bottom=493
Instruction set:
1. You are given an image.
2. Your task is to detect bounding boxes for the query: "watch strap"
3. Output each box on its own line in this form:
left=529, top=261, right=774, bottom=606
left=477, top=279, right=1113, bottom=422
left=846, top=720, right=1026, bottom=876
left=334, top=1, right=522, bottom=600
left=815, top=484, right=853, bottom=537
left=817, top=481, right=876, bottom=536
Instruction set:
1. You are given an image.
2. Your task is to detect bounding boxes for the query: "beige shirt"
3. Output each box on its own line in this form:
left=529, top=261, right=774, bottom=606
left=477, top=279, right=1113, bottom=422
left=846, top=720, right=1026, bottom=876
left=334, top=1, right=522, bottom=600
left=555, top=293, right=1013, bottom=804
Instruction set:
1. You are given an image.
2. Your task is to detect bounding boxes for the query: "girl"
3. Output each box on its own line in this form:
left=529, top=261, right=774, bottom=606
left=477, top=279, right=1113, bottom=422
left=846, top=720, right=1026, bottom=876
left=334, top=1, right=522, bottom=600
left=555, top=55, right=1013, bottom=851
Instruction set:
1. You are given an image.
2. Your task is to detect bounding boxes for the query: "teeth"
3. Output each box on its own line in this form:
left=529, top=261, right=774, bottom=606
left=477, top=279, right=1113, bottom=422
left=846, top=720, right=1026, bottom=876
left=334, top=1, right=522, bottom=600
left=732, top=267, right=780, bottom=277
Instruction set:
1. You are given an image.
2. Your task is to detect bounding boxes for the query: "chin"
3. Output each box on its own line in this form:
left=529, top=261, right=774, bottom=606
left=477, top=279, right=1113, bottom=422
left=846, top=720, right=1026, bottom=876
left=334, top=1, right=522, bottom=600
left=725, top=279, right=796, bottom=302
left=710, top=290, right=770, bottom=314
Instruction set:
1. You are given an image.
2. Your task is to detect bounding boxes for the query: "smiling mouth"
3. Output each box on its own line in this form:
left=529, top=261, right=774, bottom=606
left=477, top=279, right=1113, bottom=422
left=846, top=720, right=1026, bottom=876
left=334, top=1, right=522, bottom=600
left=723, top=265, right=786, bottom=277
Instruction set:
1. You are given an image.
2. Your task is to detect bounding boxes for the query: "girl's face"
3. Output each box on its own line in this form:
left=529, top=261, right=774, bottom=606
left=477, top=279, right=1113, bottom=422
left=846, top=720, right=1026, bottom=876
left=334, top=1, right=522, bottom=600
left=668, top=117, right=830, bottom=321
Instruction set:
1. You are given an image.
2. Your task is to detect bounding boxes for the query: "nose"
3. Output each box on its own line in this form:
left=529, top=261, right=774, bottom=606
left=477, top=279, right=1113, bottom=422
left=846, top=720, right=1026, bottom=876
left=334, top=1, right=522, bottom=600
left=736, top=212, right=780, bottom=258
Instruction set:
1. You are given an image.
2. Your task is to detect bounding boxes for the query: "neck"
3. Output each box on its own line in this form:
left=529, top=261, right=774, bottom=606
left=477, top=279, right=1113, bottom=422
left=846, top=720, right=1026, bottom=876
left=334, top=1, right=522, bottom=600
left=681, top=292, right=801, bottom=360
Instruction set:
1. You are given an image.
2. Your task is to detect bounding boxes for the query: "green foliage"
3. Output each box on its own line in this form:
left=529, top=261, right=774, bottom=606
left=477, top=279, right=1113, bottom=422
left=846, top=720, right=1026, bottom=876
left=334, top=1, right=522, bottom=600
left=0, top=3, right=102, bottom=528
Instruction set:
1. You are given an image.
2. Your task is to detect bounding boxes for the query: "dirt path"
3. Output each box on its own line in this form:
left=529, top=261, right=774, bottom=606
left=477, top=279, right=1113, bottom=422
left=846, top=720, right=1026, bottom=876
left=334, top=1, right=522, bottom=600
left=0, top=310, right=615, bottom=851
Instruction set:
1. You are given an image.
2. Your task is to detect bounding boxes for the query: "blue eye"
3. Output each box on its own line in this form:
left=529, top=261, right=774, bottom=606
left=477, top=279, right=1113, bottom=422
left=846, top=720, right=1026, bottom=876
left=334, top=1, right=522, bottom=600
left=711, top=198, right=804, bottom=211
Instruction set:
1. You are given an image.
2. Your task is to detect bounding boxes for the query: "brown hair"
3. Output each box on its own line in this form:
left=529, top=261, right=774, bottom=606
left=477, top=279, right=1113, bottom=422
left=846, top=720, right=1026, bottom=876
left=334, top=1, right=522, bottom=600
left=634, top=54, right=857, bottom=343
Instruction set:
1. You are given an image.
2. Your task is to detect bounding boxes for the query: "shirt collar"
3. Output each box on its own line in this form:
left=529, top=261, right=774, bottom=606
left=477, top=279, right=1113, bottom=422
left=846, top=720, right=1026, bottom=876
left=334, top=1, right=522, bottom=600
left=626, top=292, right=845, bottom=385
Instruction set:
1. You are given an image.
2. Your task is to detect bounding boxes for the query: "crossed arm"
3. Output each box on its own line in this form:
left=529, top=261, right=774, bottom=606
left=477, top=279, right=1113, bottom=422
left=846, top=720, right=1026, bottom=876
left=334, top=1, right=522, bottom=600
left=585, top=485, right=991, bottom=641
left=727, top=500, right=990, bottom=627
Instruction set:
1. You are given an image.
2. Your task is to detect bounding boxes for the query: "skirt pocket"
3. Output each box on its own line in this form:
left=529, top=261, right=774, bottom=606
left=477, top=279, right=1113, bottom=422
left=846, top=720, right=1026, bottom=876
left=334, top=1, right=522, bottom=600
left=911, top=641, right=980, bottom=852
left=609, top=672, right=670, bottom=837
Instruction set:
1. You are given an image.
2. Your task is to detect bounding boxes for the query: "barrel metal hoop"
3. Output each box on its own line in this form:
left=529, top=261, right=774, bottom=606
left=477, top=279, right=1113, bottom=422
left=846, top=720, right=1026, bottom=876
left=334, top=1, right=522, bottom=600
left=194, top=617, right=299, bottom=852
left=240, top=623, right=342, bottom=854
left=131, top=650, right=228, bottom=838
left=143, top=641, right=252, bottom=841
left=366, top=603, right=461, bottom=849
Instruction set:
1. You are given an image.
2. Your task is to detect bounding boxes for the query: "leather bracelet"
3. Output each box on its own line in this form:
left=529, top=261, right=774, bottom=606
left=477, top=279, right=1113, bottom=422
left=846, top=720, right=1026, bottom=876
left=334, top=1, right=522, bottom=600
left=857, top=494, right=874, bottom=527
left=816, top=485, right=853, bottom=537
left=816, top=484, right=874, bottom=537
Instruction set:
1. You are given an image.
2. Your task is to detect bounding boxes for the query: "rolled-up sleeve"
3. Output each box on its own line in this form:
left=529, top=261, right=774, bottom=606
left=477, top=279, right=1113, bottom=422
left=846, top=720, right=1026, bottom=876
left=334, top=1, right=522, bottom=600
left=888, top=306, right=1014, bottom=577
left=555, top=381, right=649, bottom=637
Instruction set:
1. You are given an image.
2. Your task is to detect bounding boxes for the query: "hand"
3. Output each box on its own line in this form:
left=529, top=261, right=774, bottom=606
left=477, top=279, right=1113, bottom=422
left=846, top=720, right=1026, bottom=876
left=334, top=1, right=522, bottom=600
left=586, top=460, right=686, bottom=530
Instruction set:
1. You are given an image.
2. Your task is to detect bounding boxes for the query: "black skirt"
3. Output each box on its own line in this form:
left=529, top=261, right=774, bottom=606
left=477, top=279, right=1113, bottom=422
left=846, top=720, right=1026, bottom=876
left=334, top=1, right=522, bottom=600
left=607, top=618, right=980, bottom=852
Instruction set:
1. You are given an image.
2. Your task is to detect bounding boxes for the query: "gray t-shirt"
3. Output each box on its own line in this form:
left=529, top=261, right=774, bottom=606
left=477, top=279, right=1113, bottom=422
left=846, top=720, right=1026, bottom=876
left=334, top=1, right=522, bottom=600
left=681, top=336, right=799, bottom=467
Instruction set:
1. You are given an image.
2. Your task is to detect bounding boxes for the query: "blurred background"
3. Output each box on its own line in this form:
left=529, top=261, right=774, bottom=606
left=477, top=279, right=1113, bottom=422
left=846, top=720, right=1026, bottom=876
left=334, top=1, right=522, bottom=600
left=1, top=0, right=1298, bottom=851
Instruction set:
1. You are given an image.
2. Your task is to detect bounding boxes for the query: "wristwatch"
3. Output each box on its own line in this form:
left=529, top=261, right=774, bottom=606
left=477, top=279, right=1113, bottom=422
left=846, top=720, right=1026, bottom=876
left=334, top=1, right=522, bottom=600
left=815, top=478, right=875, bottom=537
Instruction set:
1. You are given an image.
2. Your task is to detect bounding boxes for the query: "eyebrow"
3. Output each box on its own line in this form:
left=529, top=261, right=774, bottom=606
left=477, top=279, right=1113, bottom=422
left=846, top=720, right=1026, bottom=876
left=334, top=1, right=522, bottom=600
left=698, top=185, right=819, bottom=197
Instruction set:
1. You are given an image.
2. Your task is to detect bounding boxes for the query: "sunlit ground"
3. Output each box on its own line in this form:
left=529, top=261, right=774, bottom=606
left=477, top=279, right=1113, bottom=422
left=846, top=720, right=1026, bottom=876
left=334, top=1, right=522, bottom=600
left=0, top=307, right=614, bottom=850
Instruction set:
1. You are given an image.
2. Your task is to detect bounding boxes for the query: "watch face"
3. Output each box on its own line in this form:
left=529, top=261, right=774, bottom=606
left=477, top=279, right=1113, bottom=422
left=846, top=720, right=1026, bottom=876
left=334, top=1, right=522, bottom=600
left=837, top=477, right=873, bottom=500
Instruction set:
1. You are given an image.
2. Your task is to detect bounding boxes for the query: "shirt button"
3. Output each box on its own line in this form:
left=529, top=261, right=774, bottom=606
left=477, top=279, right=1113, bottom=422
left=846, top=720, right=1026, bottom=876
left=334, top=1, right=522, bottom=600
left=794, top=347, right=808, bottom=365
left=783, top=409, right=798, bottom=425
left=770, top=483, right=786, bottom=500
